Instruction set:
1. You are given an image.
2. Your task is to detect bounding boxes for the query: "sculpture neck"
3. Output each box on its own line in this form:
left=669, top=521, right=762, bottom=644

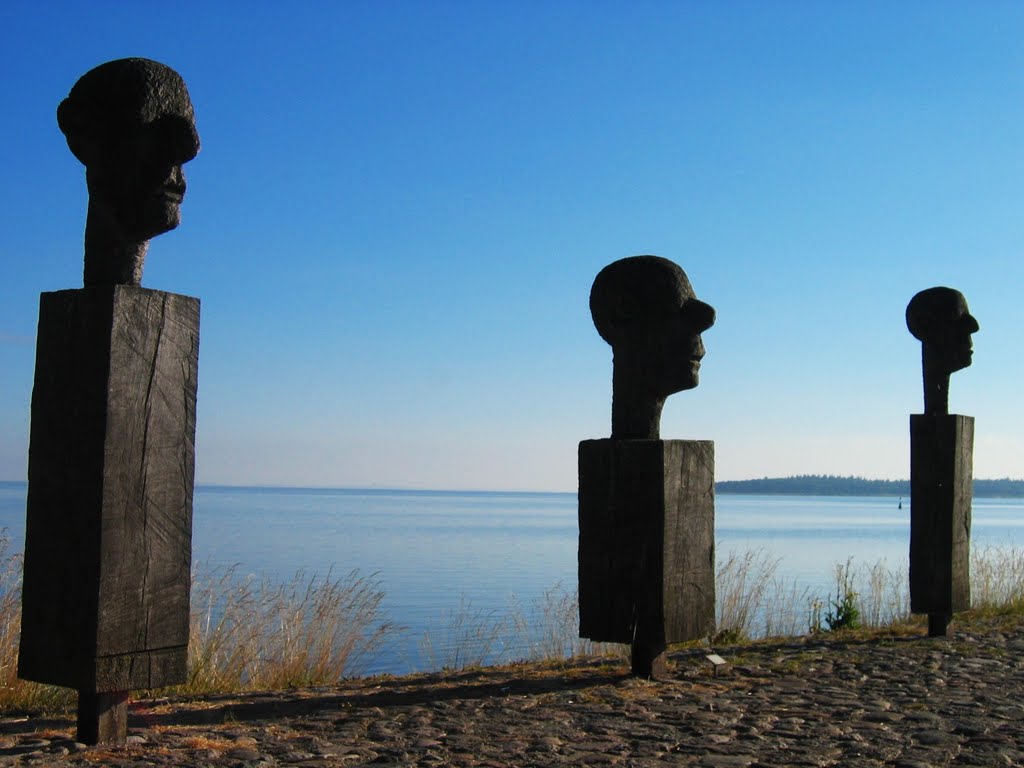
left=921, top=346, right=950, bottom=416
left=611, top=363, right=664, bottom=440
left=83, top=199, right=147, bottom=287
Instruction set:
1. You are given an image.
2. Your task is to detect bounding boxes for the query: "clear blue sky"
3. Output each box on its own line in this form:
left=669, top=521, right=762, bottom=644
left=1, top=2, right=1021, bottom=490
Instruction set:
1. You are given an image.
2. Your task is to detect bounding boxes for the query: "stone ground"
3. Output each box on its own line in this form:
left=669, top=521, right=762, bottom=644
left=3, top=614, right=1024, bottom=767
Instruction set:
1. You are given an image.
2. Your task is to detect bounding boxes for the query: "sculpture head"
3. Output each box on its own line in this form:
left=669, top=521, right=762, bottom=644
left=907, top=287, right=978, bottom=375
left=590, top=255, right=715, bottom=439
left=906, top=286, right=978, bottom=415
left=58, top=58, right=200, bottom=285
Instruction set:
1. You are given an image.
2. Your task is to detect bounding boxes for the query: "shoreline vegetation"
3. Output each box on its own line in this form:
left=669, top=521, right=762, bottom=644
left=2, top=476, right=1024, bottom=497
left=715, top=474, right=1024, bottom=497
left=1, top=530, right=1024, bottom=717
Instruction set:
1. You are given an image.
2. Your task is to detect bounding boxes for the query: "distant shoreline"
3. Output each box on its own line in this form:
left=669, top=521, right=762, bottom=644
left=3, top=476, right=1023, bottom=498
left=715, top=474, right=1024, bottom=498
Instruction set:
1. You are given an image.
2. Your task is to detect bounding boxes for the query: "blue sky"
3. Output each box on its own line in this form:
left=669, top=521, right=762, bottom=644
left=1, top=2, right=1022, bottom=490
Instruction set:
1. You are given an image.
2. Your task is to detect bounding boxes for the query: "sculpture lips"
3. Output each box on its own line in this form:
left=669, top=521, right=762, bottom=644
left=160, top=184, right=185, bottom=203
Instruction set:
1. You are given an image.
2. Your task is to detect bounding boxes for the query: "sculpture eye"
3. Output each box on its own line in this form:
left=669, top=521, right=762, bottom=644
left=149, top=115, right=200, bottom=163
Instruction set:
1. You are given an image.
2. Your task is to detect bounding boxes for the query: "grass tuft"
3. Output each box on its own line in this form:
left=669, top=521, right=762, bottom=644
left=418, top=594, right=511, bottom=672
left=418, top=584, right=623, bottom=673
left=971, top=544, right=1024, bottom=610
left=716, top=547, right=814, bottom=641
left=169, top=563, right=396, bottom=694
left=0, top=532, right=396, bottom=712
left=718, top=549, right=912, bottom=642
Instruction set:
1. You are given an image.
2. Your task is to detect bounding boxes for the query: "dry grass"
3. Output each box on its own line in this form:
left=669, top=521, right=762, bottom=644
left=168, top=563, right=396, bottom=694
left=971, top=544, right=1024, bottom=610
left=510, top=583, right=622, bottom=663
left=408, top=542, right=1024, bottom=666
left=716, top=548, right=810, bottom=640
left=0, top=531, right=396, bottom=712
left=849, top=558, right=909, bottom=627
left=419, top=584, right=623, bottom=672
left=418, top=594, right=512, bottom=671
left=0, top=534, right=75, bottom=713
left=717, top=549, right=913, bottom=641
left=2, top=529, right=1024, bottom=711
left=181, top=735, right=237, bottom=751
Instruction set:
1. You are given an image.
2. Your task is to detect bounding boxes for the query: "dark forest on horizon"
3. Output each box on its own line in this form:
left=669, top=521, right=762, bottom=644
left=716, top=474, right=1024, bottom=498
left=2, top=477, right=1024, bottom=498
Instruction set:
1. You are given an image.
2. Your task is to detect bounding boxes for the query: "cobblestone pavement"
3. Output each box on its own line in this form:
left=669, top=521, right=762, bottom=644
left=3, top=615, right=1024, bottom=767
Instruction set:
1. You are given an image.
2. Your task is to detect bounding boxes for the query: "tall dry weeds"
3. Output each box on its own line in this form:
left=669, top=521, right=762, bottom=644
left=852, top=558, right=909, bottom=627
left=0, top=533, right=397, bottom=711
left=511, top=583, right=623, bottom=663
left=176, top=563, right=396, bottom=693
left=718, top=549, right=913, bottom=640
left=2, top=530, right=1024, bottom=712
left=418, top=594, right=511, bottom=671
left=716, top=547, right=811, bottom=640
left=420, top=585, right=623, bottom=672
left=972, top=544, right=1024, bottom=609
left=0, top=533, right=75, bottom=713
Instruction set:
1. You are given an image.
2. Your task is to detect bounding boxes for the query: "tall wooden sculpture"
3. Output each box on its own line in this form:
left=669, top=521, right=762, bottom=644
left=19, top=58, right=201, bottom=744
left=579, top=256, right=716, bottom=678
left=906, top=287, right=978, bottom=638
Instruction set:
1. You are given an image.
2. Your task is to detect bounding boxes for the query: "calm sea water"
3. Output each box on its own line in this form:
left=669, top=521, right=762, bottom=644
left=1, top=481, right=1021, bottom=674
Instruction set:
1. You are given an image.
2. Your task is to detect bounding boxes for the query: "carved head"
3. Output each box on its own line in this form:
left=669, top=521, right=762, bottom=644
left=590, top=255, right=715, bottom=399
left=906, top=286, right=979, bottom=375
left=57, top=58, right=200, bottom=246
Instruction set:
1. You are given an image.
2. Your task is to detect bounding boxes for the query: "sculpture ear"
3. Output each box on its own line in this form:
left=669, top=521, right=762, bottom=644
left=57, top=98, right=97, bottom=166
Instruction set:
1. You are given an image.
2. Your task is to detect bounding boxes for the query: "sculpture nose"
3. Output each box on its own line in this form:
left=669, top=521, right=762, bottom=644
left=165, top=165, right=186, bottom=197
left=684, top=299, right=716, bottom=332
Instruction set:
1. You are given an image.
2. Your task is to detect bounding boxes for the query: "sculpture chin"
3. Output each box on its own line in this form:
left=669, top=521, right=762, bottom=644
left=128, top=198, right=182, bottom=241
left=933, top=342, right=974, bottom=376
left=670, top=360, right=702, bottom=393
left=154, top=201, right=182, bottom=233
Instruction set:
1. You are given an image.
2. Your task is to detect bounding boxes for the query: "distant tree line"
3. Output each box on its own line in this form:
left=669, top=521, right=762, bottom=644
left=715, top=474, right=1024, bottom=498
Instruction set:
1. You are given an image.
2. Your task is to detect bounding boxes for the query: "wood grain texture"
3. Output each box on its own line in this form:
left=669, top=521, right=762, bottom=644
left=76, top=690, right=129, bottom=745
left=661, top=440, right=716, bottom=643
left=19, top=286, right=199, bottom=692
left=909, top=414, right=973, bottom=616
left=578, top=439, right=715, bottom=646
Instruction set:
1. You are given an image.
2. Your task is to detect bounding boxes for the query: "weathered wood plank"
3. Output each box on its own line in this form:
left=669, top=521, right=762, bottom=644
left=94, top=646, right=189, bottom=693
left=662, top=440, right=716, bottom=644
left=578, top=439, right=715, bottom=649
left=909, top=414, right=973, bottom=617
left=19, top=286, right=198, bottom=693
left=19, top=289, right=109, bottom=690
left=96, top=288, right=198, bottom=664
left=579, top=439, right=661, bottom=644
left=76, top=690, right=129, bottom=746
